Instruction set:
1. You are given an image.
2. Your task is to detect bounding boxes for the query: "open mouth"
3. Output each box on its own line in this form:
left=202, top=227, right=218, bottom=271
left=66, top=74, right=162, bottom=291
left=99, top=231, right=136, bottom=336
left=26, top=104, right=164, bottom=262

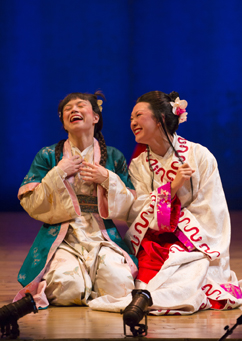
left=70, top=115, right=83, bottom=122
left=134, top=128, right=142, bottom=135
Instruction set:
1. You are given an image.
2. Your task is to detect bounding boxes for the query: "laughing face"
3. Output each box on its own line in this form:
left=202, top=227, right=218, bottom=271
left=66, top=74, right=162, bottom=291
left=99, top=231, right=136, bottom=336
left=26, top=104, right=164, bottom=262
left=62, top=98, right=99, bottom=135
left=130, top=102, right=161, bottom=145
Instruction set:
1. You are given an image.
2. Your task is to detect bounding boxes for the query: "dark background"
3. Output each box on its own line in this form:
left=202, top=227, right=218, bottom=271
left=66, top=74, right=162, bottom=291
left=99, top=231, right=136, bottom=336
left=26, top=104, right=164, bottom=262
left=1, top=0, right=242, bottom=211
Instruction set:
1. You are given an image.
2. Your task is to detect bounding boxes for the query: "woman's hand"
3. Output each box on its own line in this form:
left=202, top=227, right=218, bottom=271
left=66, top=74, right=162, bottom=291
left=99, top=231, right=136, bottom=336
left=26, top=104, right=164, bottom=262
left=171, top=163, right=195, bottom=199
left=58, top=155, right=83, bottom=177
left=79, top=162, right=108, bottom=184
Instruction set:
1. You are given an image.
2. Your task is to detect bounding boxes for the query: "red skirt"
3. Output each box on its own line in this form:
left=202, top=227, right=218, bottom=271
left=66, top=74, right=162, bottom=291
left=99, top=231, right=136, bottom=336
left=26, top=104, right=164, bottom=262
left=136, top=230, right=188, bottom=284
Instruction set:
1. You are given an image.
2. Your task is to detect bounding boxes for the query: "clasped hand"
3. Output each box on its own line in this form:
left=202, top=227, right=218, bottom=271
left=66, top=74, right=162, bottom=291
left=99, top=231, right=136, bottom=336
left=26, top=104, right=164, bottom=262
left=58, top=157, right=108, bottom=184
left=58, top=155, right=83, bottom=177
left=79, top=162, right=108, bottom=184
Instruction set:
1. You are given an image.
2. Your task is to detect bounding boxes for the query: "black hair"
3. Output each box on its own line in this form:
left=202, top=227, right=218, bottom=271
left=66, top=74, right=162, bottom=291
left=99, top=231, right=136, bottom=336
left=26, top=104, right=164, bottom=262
left=137, top=90, right=179, bottom=141
left=55, top=91, right=107, bottom=167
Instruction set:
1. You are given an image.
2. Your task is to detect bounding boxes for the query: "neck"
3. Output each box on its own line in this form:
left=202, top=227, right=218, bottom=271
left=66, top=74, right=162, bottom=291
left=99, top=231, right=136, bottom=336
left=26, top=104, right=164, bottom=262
left=68, top=132, right=94, bottom=152
left=149, top=134, right=173, bottom=156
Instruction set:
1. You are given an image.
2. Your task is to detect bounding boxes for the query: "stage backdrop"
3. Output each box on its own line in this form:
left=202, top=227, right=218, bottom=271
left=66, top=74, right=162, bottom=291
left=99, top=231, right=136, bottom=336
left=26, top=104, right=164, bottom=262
left=1, top=0, right=242, bottom=211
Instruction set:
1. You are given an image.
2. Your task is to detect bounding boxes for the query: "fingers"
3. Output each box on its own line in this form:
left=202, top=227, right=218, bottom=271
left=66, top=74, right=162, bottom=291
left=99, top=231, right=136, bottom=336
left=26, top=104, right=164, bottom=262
left=179, top=163, right=191, bottom=169
left=79, top=162, right=99, bottom=174
left=81, top=161, right=96, bottom=169
left=179, top=163, right=195, bottom=174
left=73, top=156, right=83, bottom=164
left=71, top=155, right=82, bottom=160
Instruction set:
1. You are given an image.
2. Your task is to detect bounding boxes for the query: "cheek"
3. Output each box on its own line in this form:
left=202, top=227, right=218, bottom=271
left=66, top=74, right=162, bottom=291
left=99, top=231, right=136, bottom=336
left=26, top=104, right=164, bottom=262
left=62, top=114, right=69, bottom=128
left=63, top=112, right=67, bottom=121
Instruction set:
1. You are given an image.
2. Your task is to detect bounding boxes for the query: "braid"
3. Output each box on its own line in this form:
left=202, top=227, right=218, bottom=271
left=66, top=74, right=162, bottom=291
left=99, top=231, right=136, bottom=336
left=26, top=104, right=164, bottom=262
left=94, top=131, right=107, bottom=167
left=55, top=139, right=66, bottom=165
left=147, top=146, right=154, bottom=191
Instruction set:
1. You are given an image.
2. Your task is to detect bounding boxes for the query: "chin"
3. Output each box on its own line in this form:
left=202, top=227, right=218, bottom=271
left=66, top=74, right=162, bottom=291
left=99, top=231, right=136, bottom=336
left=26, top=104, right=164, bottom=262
left=135, top=136, right=146, bottom=145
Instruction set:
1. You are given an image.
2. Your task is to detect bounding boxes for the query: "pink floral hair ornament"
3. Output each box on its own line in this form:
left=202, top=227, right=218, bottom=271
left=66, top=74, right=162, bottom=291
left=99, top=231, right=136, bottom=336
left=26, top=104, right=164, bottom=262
left=170, top=97, right=188, bottom=124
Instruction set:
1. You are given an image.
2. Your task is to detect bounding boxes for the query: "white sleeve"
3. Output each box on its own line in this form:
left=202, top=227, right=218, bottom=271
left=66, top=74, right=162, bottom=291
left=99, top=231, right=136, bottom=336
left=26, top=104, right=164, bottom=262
left=20, top=166, right=81, bottom=224
left=178, top=149, right=231, bottom=260
left=98, top=170, right=135, bottom=221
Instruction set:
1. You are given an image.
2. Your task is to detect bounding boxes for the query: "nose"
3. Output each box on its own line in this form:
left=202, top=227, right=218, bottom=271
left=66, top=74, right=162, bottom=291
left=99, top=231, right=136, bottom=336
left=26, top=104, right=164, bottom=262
left=130, top=118, right=137, bottom=130
left=71, top=105, right=79, bottom=113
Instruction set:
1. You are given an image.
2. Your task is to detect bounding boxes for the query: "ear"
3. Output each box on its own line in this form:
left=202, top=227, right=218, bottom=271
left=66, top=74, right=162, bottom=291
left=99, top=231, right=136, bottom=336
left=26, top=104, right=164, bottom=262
left=156, top=114, right=164, bottom=128
left=93, top=114, right=99, bottom=124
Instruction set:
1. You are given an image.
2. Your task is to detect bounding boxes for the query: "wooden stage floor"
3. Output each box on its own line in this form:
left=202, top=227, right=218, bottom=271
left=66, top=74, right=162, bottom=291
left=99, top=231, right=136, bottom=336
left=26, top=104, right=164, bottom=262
left=0, top=211, right=242, bottom=340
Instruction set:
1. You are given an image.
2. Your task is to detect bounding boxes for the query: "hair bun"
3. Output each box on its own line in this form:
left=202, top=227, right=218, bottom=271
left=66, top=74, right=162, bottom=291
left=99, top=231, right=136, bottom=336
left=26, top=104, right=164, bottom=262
left=169, top=91, right=179, bottom=101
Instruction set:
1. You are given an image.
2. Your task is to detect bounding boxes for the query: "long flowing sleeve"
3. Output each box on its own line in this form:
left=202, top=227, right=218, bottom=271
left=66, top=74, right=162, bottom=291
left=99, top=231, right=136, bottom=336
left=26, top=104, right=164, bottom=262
left=177, top=145, right=231, bottom=262
left=18, top=147, right=81, bottom=225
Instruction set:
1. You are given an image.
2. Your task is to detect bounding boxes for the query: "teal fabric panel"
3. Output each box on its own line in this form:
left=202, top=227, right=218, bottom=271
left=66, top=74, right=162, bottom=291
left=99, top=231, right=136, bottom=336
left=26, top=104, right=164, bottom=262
left=18, top=223, right=61, bottom=287
left=21, top=144, right=61, bottom=186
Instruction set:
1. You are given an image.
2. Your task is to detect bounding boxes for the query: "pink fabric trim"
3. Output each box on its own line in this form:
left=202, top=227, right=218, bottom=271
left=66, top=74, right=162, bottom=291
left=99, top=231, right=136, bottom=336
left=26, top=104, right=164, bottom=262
left=157, top=183, right=171, bottom=232
left=220, top=283, right=242, bottom=299
left=63, top=140, right=75, bottom=184
left=63, top=139, right=71, bottom=158
left=97, top=185, right=109, bottom=218
left=93, top=138, right=101, bottom=164
left=93, top=213, right=138, bottom=279
left=13, top=222, right=69, bottom=308
left=18, top=182, right=40, bottom=200
left=174, top=228, right=196, bottom=251
left=63, top=180, right=81, bottom=216
left=129, top=188, right=136, bottom=198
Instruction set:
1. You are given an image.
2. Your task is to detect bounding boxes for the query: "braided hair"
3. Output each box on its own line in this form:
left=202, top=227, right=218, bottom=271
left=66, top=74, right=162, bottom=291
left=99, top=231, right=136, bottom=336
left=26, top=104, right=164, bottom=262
left=55, top=91, right=107, bottom=166
left=137, top=91, right=193, bottom=198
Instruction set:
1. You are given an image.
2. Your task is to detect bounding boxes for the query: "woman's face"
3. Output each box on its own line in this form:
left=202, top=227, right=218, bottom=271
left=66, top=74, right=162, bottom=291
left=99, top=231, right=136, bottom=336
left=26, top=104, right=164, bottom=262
left=62, top=98, right=99, bottom=135
left=130, top=102, right=161, bottom=145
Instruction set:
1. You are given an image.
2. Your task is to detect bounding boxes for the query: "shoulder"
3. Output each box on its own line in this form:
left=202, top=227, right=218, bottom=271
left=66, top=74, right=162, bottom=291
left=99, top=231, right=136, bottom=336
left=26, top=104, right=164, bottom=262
left=189, top=140, right=216, bottom=160
left=20, top=143, right=58, bottom=187
left=37, top=143, right=58, bottom=157
left=106, top=146, right=125, bottom=159
left=184, top=137, right=218, bottom=171
left=106, top=146, right=130, bottom=173
left=106, top=146, right=129, bottom=168
left=32, top=143, right=58, bottom=169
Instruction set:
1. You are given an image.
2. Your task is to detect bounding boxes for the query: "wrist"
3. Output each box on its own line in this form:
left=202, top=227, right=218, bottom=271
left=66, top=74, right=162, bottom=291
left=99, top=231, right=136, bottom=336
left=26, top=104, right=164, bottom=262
left=100, top=171, right=109, bottom=190
left=56, top=166, right=68, bottom=180
left=171, top=182, right=179, bottom=199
